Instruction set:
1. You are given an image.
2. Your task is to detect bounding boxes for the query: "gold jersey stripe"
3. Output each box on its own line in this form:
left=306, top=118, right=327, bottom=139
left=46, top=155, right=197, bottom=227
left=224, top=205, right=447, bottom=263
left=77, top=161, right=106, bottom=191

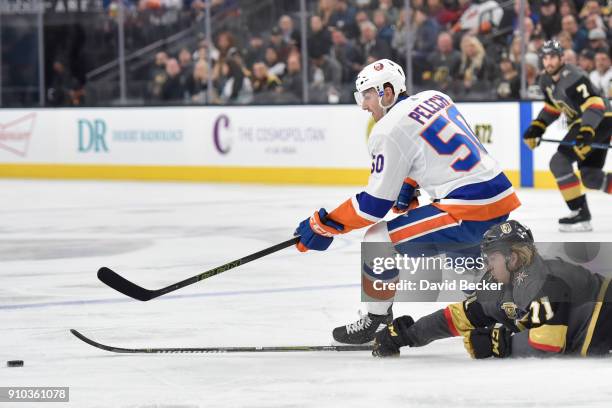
left=580, top=277, right=611, bottom=356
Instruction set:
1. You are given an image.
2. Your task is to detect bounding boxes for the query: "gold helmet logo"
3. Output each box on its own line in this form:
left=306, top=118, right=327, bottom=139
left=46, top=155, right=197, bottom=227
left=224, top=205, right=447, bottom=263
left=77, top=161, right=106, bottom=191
left=501, top=302, right=518, bottom=320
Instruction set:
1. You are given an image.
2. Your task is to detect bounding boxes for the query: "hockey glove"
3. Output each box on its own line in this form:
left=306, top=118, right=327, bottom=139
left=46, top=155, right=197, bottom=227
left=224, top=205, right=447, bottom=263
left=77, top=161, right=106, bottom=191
left=392, top=178, right=420, bottom=214
left=522, top=120, right=546, bottom=150
left=463, top=326, right=512, bottom=359
left=573, top=126, right=595, bottom=160
left=372, top=315, right=415, bottom=357
left=295, top=208, right=344, bottom=252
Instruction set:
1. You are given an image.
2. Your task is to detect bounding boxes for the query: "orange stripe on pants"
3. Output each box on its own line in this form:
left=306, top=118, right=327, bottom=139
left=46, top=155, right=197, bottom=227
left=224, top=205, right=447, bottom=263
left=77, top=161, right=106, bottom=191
left=389, top=213, right=457, bottom=243
left=361, top=275, right=397, bottom=300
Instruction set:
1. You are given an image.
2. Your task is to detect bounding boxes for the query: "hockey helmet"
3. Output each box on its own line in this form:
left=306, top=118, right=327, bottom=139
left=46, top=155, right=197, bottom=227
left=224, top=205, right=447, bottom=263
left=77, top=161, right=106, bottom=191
left=354, top=59, right=406, bottom=108
left=481, top=220, right=534, bottom=257
left=539, top=40, right=564, bottom=59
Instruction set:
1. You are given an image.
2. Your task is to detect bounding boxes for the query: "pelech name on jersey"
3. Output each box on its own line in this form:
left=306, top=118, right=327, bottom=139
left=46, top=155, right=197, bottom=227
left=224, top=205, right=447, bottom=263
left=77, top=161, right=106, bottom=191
left=407, top=94, right=452, bottom=125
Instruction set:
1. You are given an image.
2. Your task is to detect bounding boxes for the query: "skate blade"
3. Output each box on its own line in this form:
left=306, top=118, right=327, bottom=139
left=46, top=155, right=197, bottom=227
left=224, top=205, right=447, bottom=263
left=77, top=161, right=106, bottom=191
left=559, top=221, right=593, bottom=232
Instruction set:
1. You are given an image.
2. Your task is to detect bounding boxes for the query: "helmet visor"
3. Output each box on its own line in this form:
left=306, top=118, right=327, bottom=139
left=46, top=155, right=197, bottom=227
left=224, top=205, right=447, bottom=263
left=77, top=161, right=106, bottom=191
left=353, top=88, right=379, bottom=107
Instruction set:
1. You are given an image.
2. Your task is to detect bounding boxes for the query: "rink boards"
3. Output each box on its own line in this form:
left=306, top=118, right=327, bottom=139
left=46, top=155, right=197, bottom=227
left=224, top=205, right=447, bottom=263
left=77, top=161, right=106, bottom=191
left=0, top=102, right=608, bottom=188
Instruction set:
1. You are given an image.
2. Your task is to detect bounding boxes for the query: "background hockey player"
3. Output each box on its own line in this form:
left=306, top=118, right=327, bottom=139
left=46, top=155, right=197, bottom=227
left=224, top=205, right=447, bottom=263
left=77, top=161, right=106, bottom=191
left=522, top=40, right=611, bottom=232
left=293, top=59, right=520, bottom=345
left=372, top=220, right=612, bottom=358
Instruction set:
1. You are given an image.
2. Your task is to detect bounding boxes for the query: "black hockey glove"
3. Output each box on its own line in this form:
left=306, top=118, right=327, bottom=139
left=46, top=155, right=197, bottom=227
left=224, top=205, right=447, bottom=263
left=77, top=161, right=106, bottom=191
left=372, top=315, right=414, bottom=357
left=574, top=126, right=595, bottom=160
left=522, top=120, right=546, bottom=150
left=463, top=326, right=512, bottom=359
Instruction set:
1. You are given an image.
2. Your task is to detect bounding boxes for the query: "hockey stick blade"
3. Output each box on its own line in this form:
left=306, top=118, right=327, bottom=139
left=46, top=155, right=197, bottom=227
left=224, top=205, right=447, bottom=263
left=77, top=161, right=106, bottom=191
left=97, top=267, right=156, bottom=301
left=98, top=236, right=300, bottom=301
left=541, top=138, right=611, bottom=150
left=70, top=329, right=373, bottom=353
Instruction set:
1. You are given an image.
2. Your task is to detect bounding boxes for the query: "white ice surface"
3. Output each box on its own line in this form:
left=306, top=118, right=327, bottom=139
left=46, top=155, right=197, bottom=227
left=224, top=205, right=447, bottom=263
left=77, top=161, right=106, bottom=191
left=1, top=180, right=611, bottom=408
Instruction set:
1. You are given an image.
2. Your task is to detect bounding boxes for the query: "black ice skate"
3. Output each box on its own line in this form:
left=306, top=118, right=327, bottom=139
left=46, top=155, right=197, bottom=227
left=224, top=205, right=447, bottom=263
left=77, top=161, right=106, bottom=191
left=559, top=205, right=592, bottom=232
left=332, top=307, right=393, bottom=345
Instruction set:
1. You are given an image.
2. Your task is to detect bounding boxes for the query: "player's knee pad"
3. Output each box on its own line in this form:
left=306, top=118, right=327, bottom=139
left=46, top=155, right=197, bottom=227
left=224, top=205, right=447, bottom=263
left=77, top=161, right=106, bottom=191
left=549, top=152, right=573, bottom=177
left=363, top=221, right=391, bottom=243
left=580, top=167, right=604, bottom=189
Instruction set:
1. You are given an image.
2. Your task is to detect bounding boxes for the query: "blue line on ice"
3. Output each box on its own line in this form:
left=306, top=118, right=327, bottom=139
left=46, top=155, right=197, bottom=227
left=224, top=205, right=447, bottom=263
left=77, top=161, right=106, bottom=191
left=0, top=283, right=360, bottom=310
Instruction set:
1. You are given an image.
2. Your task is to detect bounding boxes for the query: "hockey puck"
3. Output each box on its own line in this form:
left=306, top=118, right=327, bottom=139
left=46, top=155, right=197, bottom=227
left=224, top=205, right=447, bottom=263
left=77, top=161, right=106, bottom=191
left=7, top=360, right=24, bottom=367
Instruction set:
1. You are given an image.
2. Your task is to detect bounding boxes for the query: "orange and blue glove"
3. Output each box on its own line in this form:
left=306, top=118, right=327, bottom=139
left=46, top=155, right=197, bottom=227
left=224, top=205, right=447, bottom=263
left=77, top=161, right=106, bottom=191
left=392, top=178, right=420, bottom=214
left=295, top=208, right=344, bottom=252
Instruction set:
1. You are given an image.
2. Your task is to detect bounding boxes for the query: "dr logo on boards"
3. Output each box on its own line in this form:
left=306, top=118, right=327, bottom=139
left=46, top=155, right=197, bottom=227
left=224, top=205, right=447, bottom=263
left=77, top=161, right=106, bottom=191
left=78, top=119, right=109, bottom=152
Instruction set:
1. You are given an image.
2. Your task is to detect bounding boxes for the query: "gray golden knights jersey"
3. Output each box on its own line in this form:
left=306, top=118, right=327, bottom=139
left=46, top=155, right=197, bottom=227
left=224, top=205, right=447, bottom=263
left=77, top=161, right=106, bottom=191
left=402, top=255, right=611, bottom=357
left=535, top=63, right=611, bottom=131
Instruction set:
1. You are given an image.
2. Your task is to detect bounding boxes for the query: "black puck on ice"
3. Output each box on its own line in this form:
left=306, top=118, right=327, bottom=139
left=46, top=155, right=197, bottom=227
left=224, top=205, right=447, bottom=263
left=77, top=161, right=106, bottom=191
left=7, top=360, right=24, bottom=367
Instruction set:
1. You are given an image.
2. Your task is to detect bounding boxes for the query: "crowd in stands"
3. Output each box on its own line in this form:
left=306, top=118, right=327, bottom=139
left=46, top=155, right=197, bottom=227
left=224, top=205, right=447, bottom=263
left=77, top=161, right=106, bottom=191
left=41, top=0, right=612, bottom=105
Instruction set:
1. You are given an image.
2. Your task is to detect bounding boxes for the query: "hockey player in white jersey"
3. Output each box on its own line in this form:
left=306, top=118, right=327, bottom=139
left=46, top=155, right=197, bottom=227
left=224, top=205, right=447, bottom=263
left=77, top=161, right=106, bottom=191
left=294, top=59, right=521, bottom=344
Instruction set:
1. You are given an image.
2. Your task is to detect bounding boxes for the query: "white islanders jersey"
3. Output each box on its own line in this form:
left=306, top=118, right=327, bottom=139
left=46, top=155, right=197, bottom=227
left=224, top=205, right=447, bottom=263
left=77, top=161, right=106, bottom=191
left=328, top=90, right=520, bottom=231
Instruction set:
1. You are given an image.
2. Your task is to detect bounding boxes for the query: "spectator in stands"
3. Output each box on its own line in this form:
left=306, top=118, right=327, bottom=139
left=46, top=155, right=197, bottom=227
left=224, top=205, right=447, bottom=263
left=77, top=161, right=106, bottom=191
left=453, top=0, right=503, bottom=35
left=161, top=58, right=186, bottom=102
left=178, top=47, right=193, bottom=74
left=587, top=28, right=609, bottom=53
left=47, top=60, right=72, bottom=106
left=583, top=13, right=604, bottom=37
left=279, top=15, right=300, bottom=48
left=578, top=48, right=595, bottom=73
left=457, top=34, right=495, bottom=95
left=308, top=16, right=333, bottom=59
left=359, top=20, right=392, bottom=60
left=68, top=79, right=86, bottom=106
left=244, top=34, right=266, bottom=68
left=270, top=27, right=292, bottom=62
left=150, top=51, right=169, bottom=100
left=377, top=0, right=399, bottom=25
left=558, top=0, right=576, bottom=18
left=525, top=16, right=536, bottom=42
left=192, top=39, right=219, bottom=63
left=251, top=61, right=281, bottom=94
left=411, top=8, right=440, bottom=58
left=373, top=10, right=394, bottom=46
left=318, top=0, right=335, bottom=27
left=579, top=0, right=602, bottom=20
left=215, top=31, right=236, bottom=59
left=355, top=9, right=369, bottom=27
left=186, top=59, right=214, bottom=104
left=563, top=48, right=577, bottom=65
left=509, top=35, right=538, bottom=66
left=495, top=53, right=520, bottom=100
left=330, top=27, right=364, bottom=83
left=281, top=53, right=304, bottom=101
left=529, top=31, right=546, bottom=55
left=427, top=0, right=461, bottom=27
left=329, top=0, right=359, bottom=39
left=557, top=31, right=575, bottom=53
left=590, top=50, right=612, bottom=97
left=265, top=47, right=286, bottom=78
left=560, top=14, right=588, bottom=52
left=425, top=31, right=461, bottom=93
left=525, top=53, right=543, bottom=99
left=539, top=0, right=562, bottom=39
left=215, top=54, right=253, bottom=104
left=310, top=49, right=343, bottom=92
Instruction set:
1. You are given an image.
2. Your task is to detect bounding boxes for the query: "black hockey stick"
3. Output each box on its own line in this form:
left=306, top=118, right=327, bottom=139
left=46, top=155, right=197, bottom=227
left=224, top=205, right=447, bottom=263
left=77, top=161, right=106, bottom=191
left=98, top=236, right=300, bottom=301
left=70, top=329, right=373, bottom=353
left=541, top=138, right=611, bottom=150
